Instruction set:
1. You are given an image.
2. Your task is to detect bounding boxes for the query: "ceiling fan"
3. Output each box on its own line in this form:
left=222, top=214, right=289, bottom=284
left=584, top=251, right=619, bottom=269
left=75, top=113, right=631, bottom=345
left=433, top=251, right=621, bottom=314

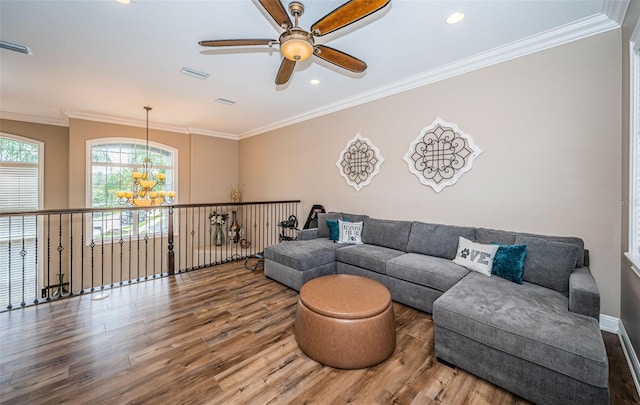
left=198, top=0, right=390, bottom=85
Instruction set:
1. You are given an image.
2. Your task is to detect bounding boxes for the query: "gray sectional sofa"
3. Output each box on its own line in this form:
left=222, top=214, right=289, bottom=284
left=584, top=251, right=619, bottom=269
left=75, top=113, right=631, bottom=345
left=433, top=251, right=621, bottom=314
left=263, top=212, right=609, bottom=405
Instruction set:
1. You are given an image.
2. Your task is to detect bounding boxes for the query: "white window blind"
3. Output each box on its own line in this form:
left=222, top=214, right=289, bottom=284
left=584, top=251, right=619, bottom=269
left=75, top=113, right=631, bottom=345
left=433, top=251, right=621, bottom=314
left=0, top=134, right=42, bottom=308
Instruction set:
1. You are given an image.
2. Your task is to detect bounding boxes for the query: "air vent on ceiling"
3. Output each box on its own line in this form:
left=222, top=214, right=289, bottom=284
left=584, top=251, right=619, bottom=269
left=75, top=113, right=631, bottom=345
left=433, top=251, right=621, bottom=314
left=215, top=98, right=236, bottom=106
left=0, top=40, right=31, bottom=55
left=180, top=67, right=209, bottom=80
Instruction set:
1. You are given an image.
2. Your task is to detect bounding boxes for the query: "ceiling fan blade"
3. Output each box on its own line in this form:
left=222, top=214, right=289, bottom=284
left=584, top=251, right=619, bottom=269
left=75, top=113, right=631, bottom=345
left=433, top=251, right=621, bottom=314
left=275, top=58, right=296, bottom=85
left=311, top=0, right=390, bottom=37
left=258, top=0, right=292, bottom=29
left=199, top=39, right=275, bottom=47
left=314, top=45, right=366, bottom=73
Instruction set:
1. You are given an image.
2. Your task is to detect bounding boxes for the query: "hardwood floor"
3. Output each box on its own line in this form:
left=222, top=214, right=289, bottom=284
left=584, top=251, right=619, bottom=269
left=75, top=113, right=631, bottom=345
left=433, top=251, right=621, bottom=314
left=1, top=262, right=638, bottom=404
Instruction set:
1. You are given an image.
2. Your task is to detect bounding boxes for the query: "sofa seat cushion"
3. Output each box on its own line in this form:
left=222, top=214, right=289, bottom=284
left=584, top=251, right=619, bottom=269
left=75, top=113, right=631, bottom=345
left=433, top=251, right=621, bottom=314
left=336, top=244, right=405, bottom=274
left=386, top=253, right=469, bottom=292
left=264, top=239, right=343, bottom=271
left=433, top=272, right=608, bottom=388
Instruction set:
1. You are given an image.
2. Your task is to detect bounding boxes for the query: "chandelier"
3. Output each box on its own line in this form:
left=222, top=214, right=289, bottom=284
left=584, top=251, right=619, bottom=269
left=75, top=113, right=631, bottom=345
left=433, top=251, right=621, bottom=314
left=116, top=106, right=175, bottom=207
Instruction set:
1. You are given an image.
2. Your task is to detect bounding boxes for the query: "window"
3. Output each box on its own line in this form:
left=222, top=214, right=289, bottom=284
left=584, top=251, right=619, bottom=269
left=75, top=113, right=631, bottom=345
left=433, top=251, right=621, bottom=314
left=628, top=22, right=640, bottom=259
left=0, top=133, right=43, bottom=307
left=87, top=138, right=177, bottom=241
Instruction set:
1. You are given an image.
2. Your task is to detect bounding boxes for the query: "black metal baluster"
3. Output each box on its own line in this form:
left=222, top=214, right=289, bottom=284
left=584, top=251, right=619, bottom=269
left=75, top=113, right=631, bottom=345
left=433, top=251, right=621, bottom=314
left=167, top=206, right=174, bottom=276
left=190, top=208, right=195, bottom=270
left=152, top=208, right=157, bottom=278
left=34, top=215, right=39, bottom=304
left=136, top=212, right=141, bottom=282
left=110, top=212, right=114, bottom=288
left=119, top=211, right=124, bottom=285
left=159, top=207, right=164, bottom=277
left=80, top=214, right=85, bottom=294
left=252, top=204, right=256, bottom=257
left=46, top=214, right=51, bottom=300
left=19, top=216, right=26, bottom=307
left=128, top=211, right=132, bottom=283
left=7, top=216, right=12, bottom=309
left=207, top=207, right=214, bottom=266
left=176, top=207, right=181, bottom=273
left=101, top=213, right=105, bottom=291
left=144, top=210, right=149, bottom=280
left=57, top=214, right=64, bottom=298
left=90, top=212, right=95, bottom=292
left=197, top=206, right=201, bottom=269
left=69, top=213, right=74, bottom=296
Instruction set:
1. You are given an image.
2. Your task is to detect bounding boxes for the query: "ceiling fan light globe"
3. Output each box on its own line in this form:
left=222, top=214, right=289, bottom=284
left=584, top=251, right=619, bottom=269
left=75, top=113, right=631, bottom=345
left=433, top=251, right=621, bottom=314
left=281, top=38, right=313, bottom=61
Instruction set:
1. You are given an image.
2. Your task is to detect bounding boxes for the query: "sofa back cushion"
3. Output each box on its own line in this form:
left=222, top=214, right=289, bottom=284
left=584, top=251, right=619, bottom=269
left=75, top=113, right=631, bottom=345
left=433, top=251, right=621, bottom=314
left=476, top=228, right=517, bottom=245
left=407, top=222, right=477, bottom=259
left=362, top=218, right=412, bottom=251
left=317, top=212, right=342, bottom=238
left=341, top=212, right=369, bottom=224
left=519, top=232, right=585, bottom=268
left=477, top=228, right=585, bottom=268
left=515, top=235, right=579, bottom=296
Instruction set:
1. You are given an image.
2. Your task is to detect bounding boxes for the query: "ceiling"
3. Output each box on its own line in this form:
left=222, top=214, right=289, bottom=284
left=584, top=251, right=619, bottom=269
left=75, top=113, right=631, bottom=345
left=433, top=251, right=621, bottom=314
left=0, top=0, right=626, bottom=139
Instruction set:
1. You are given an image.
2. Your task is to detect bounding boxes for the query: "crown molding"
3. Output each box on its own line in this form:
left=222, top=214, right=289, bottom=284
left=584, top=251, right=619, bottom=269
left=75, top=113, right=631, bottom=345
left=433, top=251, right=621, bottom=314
left=63, top=111, right=190, bottom=134
left=62, top=111, right=239, bottom=140
left=187, top=127, right=238, bottom=140
left=238, top=12, right=620, bottom=139
left=603, top=0, right=630, bottom=25
left=0, top=111, right=69, bottom=127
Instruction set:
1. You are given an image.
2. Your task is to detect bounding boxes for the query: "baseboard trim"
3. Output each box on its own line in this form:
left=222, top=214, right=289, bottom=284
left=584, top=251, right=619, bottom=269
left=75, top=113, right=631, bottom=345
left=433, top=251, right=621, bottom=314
left=618, top=320, right=640, bottom=399
left=600, top=314, right=620, bottom=333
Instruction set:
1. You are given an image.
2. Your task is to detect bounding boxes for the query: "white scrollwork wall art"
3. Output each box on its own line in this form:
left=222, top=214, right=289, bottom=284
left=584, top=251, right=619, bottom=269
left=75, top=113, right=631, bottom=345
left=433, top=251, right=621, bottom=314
left=403, top=118, right=482, bottom=193
left=336, top=133, right=384, bottom=192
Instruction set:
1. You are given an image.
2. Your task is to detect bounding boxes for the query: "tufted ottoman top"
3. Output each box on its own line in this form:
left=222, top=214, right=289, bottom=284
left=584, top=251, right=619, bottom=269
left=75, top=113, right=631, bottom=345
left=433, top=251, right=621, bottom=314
left=299, top=274, right=391, bottom=320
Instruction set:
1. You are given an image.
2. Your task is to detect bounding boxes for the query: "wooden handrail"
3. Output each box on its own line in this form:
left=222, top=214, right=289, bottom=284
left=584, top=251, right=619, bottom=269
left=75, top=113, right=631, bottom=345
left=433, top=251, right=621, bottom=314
left=0, top=200, right=302, bottom=217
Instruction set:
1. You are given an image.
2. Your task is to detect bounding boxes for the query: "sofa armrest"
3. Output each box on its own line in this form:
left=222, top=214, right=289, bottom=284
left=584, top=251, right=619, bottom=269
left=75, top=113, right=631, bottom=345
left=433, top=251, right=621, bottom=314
left=569, top=267, right=600, bottom=320
left=297, top=228, right=319, bottom=241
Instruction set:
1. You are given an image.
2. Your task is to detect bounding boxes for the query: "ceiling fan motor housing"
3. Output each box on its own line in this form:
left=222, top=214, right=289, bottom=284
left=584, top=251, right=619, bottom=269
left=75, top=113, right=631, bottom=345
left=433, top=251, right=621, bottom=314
left=279, top=28, right=314, bottom=61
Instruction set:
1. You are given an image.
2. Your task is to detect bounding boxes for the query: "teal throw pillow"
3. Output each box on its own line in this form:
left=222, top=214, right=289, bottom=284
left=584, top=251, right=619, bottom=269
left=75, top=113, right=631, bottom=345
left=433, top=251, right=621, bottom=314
left=491, top=244, right=527, bottom=284
left=326, top=218, right=348, bottom=241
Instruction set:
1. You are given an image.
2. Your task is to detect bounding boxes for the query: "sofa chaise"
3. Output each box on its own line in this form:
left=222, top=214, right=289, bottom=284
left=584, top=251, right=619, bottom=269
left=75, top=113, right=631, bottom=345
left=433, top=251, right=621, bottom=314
left=263, top=212, right=608, bottom=405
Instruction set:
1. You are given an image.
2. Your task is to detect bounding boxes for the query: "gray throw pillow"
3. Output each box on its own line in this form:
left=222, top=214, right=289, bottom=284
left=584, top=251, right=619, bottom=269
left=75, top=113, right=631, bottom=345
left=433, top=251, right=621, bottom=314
left=515, top=235, right=579, bottom=296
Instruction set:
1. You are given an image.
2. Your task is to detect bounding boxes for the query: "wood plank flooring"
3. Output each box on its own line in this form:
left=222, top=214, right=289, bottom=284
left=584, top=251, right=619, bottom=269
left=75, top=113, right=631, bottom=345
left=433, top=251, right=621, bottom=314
left=1, top=262, right=638, bottom=404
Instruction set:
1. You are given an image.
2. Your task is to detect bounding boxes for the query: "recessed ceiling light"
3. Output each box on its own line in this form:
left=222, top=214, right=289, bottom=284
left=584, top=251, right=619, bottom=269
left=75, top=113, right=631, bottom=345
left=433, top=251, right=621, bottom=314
left=215, top=98, right=236, bottom=106
left=180, top=67, right=209, bottom=80
left=309, top=79, right=320, bottom=85
left=115, top=0, right=131, bottom=4
left=446, top=12, right=465, bottom=25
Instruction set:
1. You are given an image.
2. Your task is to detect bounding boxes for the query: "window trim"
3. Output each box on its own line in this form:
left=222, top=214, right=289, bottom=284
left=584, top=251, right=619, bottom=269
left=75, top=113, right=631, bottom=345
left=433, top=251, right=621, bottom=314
left=85, top=138, right=179, bottom=244
left=627, top=18, right=640, bottom=267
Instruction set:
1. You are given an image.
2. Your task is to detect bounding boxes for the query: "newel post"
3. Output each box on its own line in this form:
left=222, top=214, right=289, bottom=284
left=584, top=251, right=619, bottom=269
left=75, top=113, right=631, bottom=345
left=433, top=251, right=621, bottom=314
left=167, top=205, right=175, bottom=275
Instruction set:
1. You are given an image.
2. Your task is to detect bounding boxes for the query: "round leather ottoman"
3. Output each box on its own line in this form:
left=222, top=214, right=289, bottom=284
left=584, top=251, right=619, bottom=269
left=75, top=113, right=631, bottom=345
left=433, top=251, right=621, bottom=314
left=294, top=274, right=396, bottom=369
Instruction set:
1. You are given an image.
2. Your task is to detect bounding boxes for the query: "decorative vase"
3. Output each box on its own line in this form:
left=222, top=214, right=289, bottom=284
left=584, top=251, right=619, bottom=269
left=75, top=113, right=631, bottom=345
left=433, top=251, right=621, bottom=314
left=229, top=211, right=241, bottom=244
left=214, top=224, right=225, bottom=246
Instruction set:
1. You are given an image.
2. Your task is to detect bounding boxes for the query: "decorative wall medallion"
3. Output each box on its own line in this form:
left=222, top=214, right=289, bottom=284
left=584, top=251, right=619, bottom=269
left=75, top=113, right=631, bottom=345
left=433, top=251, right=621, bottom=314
left=336, top=133, right=384, bottom=192
left=404, top=118, right=482, bottom=193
